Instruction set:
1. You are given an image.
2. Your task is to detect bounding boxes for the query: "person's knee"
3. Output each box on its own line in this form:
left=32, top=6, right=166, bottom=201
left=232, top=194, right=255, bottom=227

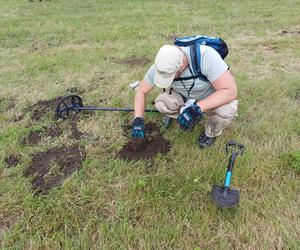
left=154, top=91, right=184, bottom=114
left=205, top=100, right=238, bottom=137
left=212, top=100, right=238, bottom=122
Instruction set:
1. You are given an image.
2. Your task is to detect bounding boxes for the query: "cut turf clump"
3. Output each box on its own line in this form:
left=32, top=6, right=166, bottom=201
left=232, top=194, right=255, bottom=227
left=29, top=96, right=62, bottom=121
left=24, top=145, right=86, bottom=194
left=21, top=130, right=41, bottom=145
left=21, top=125, right=63, bottom=145
left=118, top=122, right=171, bottom=161
left=4, top=154, right=21, bottom=168
left=69, top=118, right=83, bottom=140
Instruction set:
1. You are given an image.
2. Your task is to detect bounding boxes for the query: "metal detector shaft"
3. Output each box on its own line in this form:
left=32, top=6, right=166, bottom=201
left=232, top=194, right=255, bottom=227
left=56, top=95, right=160, bottom=119
left=73, top=106, right=159, bottom=112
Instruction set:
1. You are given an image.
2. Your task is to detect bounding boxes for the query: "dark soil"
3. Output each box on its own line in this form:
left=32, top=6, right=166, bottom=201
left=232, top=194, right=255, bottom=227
left=21, top=131, right=42, bottom=145
left=4, top=154, right=21, bottom=168
left=21, top=119, right=83, bottom=145
left=29, top=96, right=62, bottom=121
left=24, top=145, right=86, bottom=194
left=13, top=115, right=25, bottom=122
left=47, top=125, right=63, bottom=138
left=98, top=98, right=108, bottom=104
left=121, top=57, right=150, bottom=66
left=69, top=118, right=83, bottom=140
left=21, top=125, right=63, bottom=145
left=118, top=122, right=171, bottom=161
left=281, top=30, right=300, bottom=35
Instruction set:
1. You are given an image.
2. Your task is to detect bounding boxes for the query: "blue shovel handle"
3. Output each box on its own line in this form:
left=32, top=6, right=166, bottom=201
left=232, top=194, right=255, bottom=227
left=223, top=141, right=245, bottom=190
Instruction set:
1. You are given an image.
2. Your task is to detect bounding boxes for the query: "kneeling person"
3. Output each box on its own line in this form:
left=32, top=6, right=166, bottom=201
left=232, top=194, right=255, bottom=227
left=131, top=44, right=238, bottom=148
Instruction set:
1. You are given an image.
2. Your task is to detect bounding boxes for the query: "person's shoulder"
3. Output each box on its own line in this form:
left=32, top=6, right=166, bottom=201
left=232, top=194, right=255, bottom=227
left=146, top=64, right=156, bottom=76
left=201, top=45, right=225, bottom=66
left=148, top=64, right=156, bottom=71
left=143, top=64, right=156, bottom=86
left=200, top=45, right=228, bottom=82
left=200, top=45, right=220, bottom=57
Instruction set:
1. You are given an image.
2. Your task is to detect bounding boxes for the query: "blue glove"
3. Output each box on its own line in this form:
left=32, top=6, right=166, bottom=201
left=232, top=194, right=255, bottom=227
left=177, top=102, right=203, bottom=130
left=131, top=117, right=145, bottom=138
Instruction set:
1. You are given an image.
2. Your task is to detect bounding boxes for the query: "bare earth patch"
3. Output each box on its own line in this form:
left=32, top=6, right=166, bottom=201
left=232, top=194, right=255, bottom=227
left=281, top=30, right=300, bottom=35
left=4, top=154, right=21, bottom=168
left=118, top=122, right=171, bottom=161
left=120, top=57, right=150, bottom=66
left=21, top=120, right=82, bottom=146
left=29, top=96, right=62, bottom=121
left=69, top=118, right=84, bottom=140
left=21, top=125, right=63, bottom=145
left=24, top=145, right=86, bottom=195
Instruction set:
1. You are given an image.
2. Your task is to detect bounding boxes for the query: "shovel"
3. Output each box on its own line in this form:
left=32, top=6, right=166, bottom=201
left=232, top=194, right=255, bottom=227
left=211, top=140, right=245, bottom=208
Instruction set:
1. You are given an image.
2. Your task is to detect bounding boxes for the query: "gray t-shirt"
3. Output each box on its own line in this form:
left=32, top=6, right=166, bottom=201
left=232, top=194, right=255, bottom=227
left=144, top=45, right=228, bottom=100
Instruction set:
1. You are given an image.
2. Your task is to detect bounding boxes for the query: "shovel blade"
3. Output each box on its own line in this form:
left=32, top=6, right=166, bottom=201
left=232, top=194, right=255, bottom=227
left=211, top=185, right=240, bottom=208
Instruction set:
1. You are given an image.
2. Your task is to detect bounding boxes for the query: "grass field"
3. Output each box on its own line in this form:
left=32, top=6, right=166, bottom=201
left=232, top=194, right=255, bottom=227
left=1, top=0, right=300, bottom=249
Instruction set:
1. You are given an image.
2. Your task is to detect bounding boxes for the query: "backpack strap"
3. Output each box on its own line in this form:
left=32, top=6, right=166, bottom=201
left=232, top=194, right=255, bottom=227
left=190, top=43, right=208, bottom=82
left=174, top=44, right=209, bottom=82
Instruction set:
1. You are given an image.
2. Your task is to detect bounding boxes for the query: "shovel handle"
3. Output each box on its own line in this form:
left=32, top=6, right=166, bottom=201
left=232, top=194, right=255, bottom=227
left=223, top=141, right=245, bottom=188
left=226, top=140, right=245, bottom=156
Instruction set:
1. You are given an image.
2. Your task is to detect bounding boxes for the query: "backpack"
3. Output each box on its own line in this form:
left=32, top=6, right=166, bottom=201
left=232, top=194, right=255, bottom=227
left=174, top=35, right=228, bottom=82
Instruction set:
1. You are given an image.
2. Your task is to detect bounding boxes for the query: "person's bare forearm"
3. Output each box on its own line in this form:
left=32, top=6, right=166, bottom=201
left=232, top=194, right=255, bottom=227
left=196, top=89, right=237, bottom=112
left=133, top=80, right=154, bottom=118
left=134, top=90, right=147, bottom=118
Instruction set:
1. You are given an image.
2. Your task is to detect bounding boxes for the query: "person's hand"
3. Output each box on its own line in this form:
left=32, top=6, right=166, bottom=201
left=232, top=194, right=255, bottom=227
left=177, top=102, right=203, bottom=130
left=131, top=117, right=145, bottom=138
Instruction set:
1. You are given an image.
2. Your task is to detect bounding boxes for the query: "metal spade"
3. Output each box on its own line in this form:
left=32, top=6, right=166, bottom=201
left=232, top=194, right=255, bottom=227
left=211, top=140, right=245, bottom=208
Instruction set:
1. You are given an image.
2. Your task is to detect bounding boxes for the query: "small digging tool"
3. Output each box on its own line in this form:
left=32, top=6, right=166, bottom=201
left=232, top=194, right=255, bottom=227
left=211, top=140, right=245, bottom=208
left=56, top=95, right=159, bottom=119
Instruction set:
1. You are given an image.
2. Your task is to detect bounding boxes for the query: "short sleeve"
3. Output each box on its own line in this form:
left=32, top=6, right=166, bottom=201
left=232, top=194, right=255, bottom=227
left=201, top=46, right=229, bottom=83
left=143, top=64, right=156, bottom=86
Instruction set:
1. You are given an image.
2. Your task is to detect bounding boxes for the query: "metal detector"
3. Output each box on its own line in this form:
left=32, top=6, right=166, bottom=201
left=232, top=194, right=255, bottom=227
left=56, top=95, right=159, bottom=119
left=211, top=140, right=245, bottom=208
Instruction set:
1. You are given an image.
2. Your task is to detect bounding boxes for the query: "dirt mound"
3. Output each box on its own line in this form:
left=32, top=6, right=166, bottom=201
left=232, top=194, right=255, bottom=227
left=24, top=145, right=86, bottom=194
left=4, top=154, right=21, bottom=168
left=121, top=57, right=150, bottom=66
left=30, top=96, right=62, bottom=121
left=21, top=125, right=63, bottom=145
left=118, top=122, right=171, bottom=161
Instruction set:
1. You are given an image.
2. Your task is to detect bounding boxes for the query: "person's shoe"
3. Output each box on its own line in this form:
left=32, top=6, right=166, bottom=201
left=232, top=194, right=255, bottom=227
left=197, top=134, right=215, bottom=149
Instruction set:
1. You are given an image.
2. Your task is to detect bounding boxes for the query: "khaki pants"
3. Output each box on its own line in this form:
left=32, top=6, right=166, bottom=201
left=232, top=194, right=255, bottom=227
left=155, top=91, right=238, bottom=137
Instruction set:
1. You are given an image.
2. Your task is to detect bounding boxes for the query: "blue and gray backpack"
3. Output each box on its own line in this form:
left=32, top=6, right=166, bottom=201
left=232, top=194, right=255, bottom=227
left=174, top=35, right=228, bottom=82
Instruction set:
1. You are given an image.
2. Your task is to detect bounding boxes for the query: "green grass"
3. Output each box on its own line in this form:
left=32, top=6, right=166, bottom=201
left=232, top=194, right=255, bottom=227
left=1, top=0, right=300, bottom=249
